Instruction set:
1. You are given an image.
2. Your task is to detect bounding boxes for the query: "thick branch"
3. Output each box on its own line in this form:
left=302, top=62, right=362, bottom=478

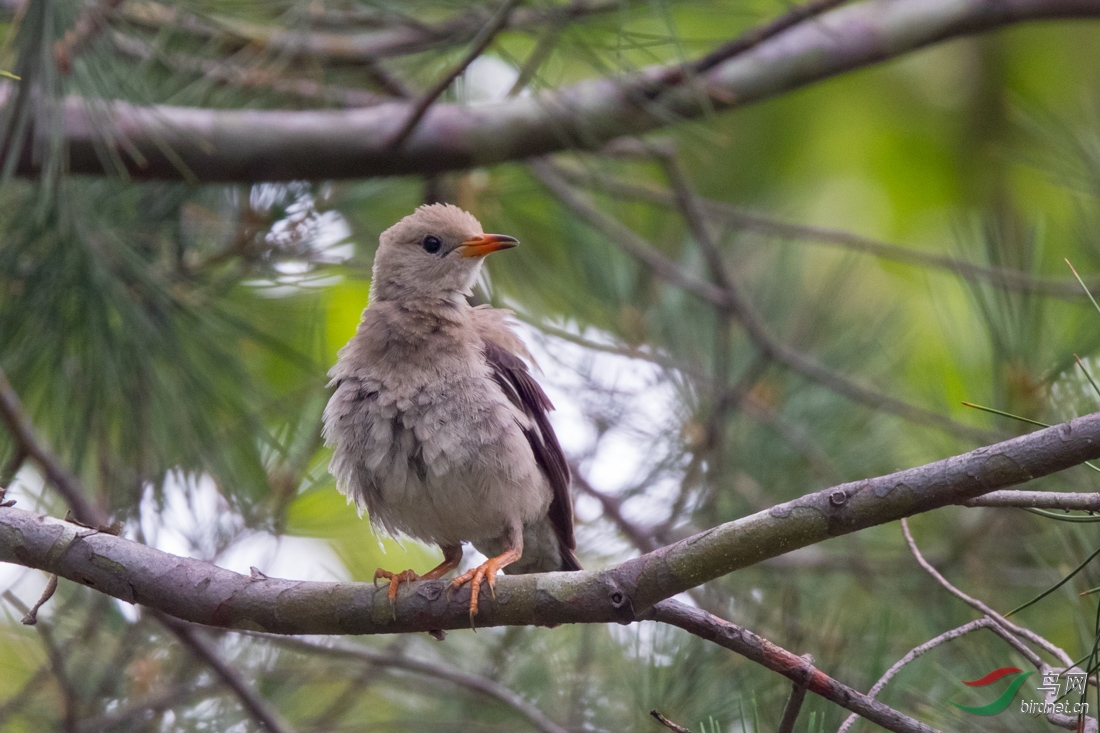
left=2, top=412, right=1100, bottom=636
left=14, top=0, right=1100, bottom=181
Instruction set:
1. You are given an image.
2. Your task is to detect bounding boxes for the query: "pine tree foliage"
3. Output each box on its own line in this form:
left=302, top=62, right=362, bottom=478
left=3, top=1, right=1100, bottom=732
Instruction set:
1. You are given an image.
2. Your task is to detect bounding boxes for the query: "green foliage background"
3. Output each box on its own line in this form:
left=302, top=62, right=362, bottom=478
left=3, top=1, right=1100, bottom=731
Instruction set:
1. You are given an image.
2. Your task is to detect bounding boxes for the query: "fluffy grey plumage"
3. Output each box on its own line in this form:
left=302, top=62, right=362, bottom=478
left=323, top=204, right=579, bottom=617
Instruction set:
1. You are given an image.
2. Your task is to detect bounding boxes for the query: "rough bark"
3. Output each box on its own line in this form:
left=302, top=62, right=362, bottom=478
left=2, top=411, right=1099, bottom=636
left=12, top=0, right=1100, bottom=181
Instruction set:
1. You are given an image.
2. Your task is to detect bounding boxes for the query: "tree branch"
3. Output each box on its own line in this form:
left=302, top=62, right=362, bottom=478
left=110, top=33, right=390, bottom=108
left=651, top=600, right=936, bottom=733
left=388, top=0, right=518, bottom=147
left=156, top=614, right=297, bottom=733
left=533, top=161, right=993, bottom=443
left=0, top=366, right=106, bottom=526
left=962, top=489, right=1100, bottom=510
left=13, top=0, right=1100, bottom=181
left=254, top=634, right=569, bottom=733
left=3, top=411, right=1100, bottom=637
left=900, top=518, right=1072, bottom=666
left=557, top=166, right=1100, bottom=300
left=123, top=0, right=625, bottom=64
left=836, top=619, right=991, bottom=733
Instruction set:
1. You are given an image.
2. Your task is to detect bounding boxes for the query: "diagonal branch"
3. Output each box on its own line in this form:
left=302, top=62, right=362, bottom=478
left=0, top=366, right=106, bottom=526
left=533, top=161, right=993, bottom=443
left=836, top=619, right=1000, bottom=733
left=900, top=518, right=1071, bottom=666
left=156, top=614, right=297, bottom=733
left=14, top=0, right=1100, bottom=181
left=388, top=0, right=518, bottom=147
left=651, top=600, right=936, bottom=733
left=557, top=167, right=1100, bottom=300
left=254, top=634, right=569, bottom=733
left=3, top=411, right=1100, bottom=637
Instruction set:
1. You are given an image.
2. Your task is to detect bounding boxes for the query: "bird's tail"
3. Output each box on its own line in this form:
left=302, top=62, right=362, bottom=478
left=559, top=546, right=582, bottom=572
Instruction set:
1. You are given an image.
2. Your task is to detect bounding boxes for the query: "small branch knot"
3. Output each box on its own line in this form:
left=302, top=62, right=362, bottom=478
left=604, top=577, right=635, bottom=623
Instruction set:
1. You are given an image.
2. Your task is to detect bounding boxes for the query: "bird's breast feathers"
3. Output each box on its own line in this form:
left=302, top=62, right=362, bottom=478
left=322, top=313, right=550, bottom=546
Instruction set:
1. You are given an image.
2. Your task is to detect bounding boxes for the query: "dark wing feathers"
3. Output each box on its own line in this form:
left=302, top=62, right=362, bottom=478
left=483, top=340, right=581, bottom=571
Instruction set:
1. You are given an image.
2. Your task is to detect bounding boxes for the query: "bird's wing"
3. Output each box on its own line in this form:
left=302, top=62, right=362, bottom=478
left=479, top=331, right=581, bottom=571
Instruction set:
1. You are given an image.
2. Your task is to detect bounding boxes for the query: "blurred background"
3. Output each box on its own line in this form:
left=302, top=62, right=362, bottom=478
left=3, top=1, right=1100, bottom=731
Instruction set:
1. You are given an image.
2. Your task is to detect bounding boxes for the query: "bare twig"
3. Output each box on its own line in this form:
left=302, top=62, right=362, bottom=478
left=249, top=634, right=569, bottom=733
left=0, top=366, right=106, bottom=526
left=156, top=614, right=297, bottom=733
left=389, top=0, right=519, bottom=148
left=836, top=619, right=991, bottom=733
left=962, top=490, right=1100, bottom=510
left=900, top=518, right=1072, bottom=666
left=778, top=654, right=815, bottom=733
left=20, top=573, right=58, bottom=625
left=560, top=167, right=1100, bottom=299
left=651, top=709, right=694, bottom=733
left=53, top=0, right=125, bottom=73
left=111, top=33, right=389, bottom=108
left=837, top=617, right=1092, bottom=733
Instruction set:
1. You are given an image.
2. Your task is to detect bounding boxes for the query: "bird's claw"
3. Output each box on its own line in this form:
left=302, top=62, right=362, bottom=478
left=448, top=550, right=517, bottom=629
left=373, top=568, right=421, bottom=619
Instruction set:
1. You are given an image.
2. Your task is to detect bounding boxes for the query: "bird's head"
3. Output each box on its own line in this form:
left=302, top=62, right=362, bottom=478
left=370, top=203, right=518, bottom=304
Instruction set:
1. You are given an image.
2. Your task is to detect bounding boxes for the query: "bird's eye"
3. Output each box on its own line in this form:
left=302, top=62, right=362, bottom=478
left=422, top=235, right=442, bottom=254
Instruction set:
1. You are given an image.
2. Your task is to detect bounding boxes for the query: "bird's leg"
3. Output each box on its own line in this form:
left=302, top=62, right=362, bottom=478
left=374, top=544, right=463, bottom=613
left=449, top=532, right=523, bottom=626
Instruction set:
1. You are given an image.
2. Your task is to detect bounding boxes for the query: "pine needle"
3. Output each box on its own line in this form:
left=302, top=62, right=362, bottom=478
left=1066, top=258, right=1100, bottom=317
left=1005, top=543, right=1100, bottom=617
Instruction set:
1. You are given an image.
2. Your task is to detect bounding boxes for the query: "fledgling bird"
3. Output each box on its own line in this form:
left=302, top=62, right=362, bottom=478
left=323, top=203, right=580, bottom=621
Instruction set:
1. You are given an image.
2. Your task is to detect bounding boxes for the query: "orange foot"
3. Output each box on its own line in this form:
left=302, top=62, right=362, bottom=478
left=374, top=545, right=462, bottom=618
left=449, top=548, right=521, bottom=627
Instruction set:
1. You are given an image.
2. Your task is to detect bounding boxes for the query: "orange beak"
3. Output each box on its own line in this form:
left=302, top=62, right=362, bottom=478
left=457, top=233, right=519, bottom=258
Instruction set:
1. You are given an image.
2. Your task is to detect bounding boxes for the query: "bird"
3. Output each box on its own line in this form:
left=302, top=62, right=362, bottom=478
left=322, top=203, right=580, bottom=623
